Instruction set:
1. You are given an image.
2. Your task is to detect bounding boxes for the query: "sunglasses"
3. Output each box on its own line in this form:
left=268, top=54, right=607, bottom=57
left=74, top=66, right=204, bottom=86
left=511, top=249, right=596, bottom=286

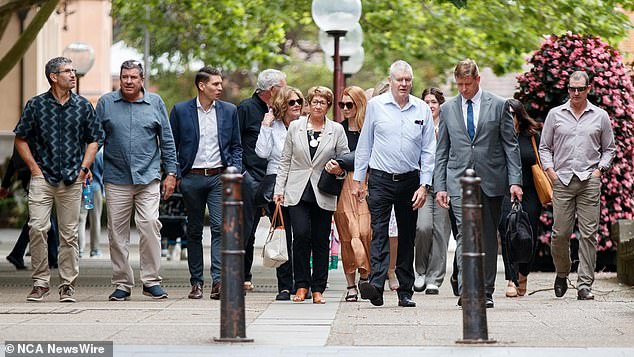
left=568, top=85, right=588, bottom=92
left=55, top=68, right=77, bottom=74
left=288, top=99, right=303, bottom=107
left=338, top=101, right=355, bottom=110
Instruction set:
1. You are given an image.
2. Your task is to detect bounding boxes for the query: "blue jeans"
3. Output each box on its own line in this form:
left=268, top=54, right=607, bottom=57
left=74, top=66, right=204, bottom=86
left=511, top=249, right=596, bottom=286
left=180, top=173, right=222, bottom=286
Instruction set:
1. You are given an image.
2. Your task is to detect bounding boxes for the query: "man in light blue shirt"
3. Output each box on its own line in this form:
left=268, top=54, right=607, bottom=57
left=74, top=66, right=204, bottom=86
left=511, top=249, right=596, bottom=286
left=353, top=60, right=436, bottom=308
left=97, top=60, right=177, bottom=301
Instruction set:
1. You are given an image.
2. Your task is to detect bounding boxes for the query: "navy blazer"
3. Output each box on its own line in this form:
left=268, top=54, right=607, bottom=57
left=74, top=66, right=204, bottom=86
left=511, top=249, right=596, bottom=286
left=169, top=98, right=242, bottom=177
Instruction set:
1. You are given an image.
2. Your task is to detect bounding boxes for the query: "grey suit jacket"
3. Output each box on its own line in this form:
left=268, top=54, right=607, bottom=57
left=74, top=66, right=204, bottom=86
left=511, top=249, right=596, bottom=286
left=434, top=90, right=522, bottom=197
left=274, top=116, right=350, bottom=211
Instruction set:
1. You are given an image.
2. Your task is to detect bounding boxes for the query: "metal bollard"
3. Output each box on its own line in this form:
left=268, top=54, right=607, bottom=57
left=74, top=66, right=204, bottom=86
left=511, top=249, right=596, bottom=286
left=214, top=167, right=253, bottom=343
left=456, top=169, right=495, bottom=344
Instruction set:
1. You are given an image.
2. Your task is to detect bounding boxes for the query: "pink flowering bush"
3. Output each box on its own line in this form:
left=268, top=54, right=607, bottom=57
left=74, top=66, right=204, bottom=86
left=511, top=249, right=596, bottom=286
left=517, top=32, right=634, bottom=253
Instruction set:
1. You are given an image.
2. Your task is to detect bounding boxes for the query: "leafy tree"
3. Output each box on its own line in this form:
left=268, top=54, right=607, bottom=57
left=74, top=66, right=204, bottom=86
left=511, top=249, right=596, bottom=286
left=113, top=0, right=634, bottom=80
left=516, top=33, right=634, bottom=255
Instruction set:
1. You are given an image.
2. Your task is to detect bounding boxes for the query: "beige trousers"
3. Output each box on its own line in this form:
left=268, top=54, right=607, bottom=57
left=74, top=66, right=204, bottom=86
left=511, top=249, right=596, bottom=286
left=28, top=176, right=82, bottom=288
left=105, top=181, right=162, bottom=292
left=551, top=175, right=601, bottom=289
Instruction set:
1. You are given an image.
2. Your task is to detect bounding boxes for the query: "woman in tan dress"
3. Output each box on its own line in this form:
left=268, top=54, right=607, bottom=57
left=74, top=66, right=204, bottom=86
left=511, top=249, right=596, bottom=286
left=334, top=86, right=372, bottom=302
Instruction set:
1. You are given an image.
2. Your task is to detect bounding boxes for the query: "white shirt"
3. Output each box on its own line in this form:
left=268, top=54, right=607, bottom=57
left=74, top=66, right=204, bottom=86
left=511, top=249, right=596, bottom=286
left=255, top=118, right=294, bottom=175
left=192, top=97, right=223, bottom=169
left=461, top=88, right=482, bottom=135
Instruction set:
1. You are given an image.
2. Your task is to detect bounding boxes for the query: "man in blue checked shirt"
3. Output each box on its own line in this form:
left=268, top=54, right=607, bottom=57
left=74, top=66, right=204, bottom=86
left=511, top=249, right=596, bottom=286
left=352, top=60, right=436, bottom=308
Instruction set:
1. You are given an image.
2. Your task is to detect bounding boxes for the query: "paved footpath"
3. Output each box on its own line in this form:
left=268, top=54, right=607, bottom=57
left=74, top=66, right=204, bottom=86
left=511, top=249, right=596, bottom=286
left=0, top=224, right=633, bottom=356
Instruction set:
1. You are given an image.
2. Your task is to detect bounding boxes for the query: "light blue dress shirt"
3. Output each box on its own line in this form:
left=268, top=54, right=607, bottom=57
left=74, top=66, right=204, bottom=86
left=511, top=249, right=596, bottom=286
left=353, top=91, right=436, bottom=185
left=96, top=90, right=177, bottom=185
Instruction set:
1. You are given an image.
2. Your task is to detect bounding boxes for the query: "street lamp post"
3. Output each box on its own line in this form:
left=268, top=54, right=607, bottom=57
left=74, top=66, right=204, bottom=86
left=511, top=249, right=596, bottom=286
left=312, top=0, right=362, bottom=122
left=327, top=47, right=364, bottom=89
left=62, top=42, right=94, bottom=95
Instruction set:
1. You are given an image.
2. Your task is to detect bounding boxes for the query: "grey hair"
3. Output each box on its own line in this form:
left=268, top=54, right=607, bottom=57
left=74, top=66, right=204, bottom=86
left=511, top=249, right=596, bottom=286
left=570, top=70, right=590, bottom=86
left=45, top=57, right=72, bottom=85
left=256, top=69, right=286, bottom=92
left=389, top=60, right=413, bottom=79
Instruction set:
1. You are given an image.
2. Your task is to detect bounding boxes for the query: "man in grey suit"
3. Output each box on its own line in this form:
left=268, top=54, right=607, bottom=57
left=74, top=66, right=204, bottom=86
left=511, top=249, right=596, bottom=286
left=434, top=59, right=522, bottom=308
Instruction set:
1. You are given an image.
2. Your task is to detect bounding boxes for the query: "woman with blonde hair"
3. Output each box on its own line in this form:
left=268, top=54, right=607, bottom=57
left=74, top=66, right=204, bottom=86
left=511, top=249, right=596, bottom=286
left=255, top=86, right=304, bottom=300
left=334, top=86, right=371, bottom=301
left=274, top=86, right=349, bottom=304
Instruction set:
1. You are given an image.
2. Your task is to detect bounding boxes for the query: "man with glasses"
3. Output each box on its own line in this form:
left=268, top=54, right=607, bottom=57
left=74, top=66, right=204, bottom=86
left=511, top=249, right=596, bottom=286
left=539, top=70, right=615, bottom=300
left=169, top=67, right=242, bottom=300
left=14, top=56, right=101, bottom=302
left=237, top=69, right=286, bottom=291
left=353, top=60, right=436, bottom=308
left=96, top=60, right=177, bottom=301
left=434, top=59, right=522, bottom=308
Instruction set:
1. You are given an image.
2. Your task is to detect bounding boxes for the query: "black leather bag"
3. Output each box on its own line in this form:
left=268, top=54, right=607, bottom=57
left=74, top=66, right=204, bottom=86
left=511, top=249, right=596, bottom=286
left=337, top=151, right=356, bottom=172
left=317, top=169, right=343, bottom=196
left=503, top=200, right=534, bottom=264
left=254, top=174, right=277, bottom=208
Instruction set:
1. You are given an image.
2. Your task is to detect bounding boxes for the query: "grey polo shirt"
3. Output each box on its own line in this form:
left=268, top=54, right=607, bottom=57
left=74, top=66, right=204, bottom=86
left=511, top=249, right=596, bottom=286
left=539, top=100, right=616, bottom=185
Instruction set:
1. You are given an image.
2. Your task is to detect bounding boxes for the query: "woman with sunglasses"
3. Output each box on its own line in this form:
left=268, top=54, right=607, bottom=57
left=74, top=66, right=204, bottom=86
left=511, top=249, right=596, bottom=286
left=274, top=86, right=349, bottom=304
left=333, top=86, right=372, bottom=302
left=255, top=86, right=304, bottom=301
left=497, top=98, right=543, bottom=298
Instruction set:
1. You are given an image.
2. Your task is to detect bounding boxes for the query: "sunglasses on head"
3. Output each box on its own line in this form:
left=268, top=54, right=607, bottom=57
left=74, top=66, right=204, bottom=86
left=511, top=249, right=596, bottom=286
left=338, top=101, right=355, bottom=110
left=288, top=98, right=303, bottom=106
left=568, top=85, right=588, bottom=92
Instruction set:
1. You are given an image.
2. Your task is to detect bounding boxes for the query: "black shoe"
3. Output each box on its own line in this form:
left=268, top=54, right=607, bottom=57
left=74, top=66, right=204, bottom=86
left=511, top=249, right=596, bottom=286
left=7, top=255, right=27, bottom=270
left=457, top=296, right=462, bottom=307
left=577, top=288, right=595, bottom=300
left=554, top=276, right=568, bottom=297
left=485, top=297, right=494, bottom=308
left=450, top=275, right=459, bottom=297
left=275, top=290, right=291, bottom=301
left=398, top=296, right=416, bottom=307
left=358, top=281, right=383, bottom=306
left=210, top=282, right=221, bottom=300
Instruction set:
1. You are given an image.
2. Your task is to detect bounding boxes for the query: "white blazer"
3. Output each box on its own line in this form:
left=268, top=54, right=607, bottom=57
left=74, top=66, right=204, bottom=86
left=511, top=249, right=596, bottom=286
left=274, top=116, right=349, bottom=211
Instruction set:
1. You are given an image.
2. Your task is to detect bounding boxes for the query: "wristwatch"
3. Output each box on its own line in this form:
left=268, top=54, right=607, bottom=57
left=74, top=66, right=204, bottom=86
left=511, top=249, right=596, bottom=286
left=80, top=166, right=89, bottom=174
left=167, top=172, right=177, bottom=177
left=423, top=184, right=431, bottom=191
left=599, top=167, right=608, bottom=174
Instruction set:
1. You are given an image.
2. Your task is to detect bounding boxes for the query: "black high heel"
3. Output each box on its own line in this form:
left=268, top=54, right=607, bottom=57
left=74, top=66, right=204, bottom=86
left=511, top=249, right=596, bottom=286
left=345, top=285, right=358, bottom=302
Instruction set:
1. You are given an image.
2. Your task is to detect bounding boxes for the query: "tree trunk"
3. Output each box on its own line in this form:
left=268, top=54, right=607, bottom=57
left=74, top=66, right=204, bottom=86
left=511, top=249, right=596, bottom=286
left=0, top=0, right=60, bottom=81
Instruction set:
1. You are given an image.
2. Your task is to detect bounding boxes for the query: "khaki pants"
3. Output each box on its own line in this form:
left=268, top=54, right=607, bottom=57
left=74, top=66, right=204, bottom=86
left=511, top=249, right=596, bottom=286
left=28, top=176, right=82, bottom=288
left=551, top=175, right=601, bottom=289
left=105, top=181, right=162, bottom=292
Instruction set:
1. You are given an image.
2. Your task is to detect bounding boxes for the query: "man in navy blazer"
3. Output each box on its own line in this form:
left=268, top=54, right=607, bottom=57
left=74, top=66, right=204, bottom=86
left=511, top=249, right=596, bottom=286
left=169, top=66, right=242, bottom=300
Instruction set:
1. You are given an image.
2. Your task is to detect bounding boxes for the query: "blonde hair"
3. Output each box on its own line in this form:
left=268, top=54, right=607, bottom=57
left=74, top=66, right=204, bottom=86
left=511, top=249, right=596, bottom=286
left=373, top=79, right=389, bottom=97
left=306, top=86, right=334, bottom=109
left=454, top=59, right=479, bottom=79
left=342, top=86, right=367, bottom=130
left=271, top=86, right=304, bottom=120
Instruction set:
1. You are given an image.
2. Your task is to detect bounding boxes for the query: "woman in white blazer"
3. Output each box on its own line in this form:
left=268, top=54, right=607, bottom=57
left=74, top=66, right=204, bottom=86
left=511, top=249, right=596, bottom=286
left=255, top=86, right=304, bottom=301
left=274, top=86, right=349, bottom=304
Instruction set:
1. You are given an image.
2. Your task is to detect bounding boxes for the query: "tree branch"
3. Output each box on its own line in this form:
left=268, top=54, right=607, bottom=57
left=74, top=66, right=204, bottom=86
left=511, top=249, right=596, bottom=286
left=0, top=0, right=60, bottom=81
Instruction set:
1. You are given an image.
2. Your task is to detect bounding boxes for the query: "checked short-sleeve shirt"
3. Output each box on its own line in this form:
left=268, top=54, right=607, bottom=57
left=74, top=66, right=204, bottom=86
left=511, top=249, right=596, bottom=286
left=14, top=91, right=102, bottom=186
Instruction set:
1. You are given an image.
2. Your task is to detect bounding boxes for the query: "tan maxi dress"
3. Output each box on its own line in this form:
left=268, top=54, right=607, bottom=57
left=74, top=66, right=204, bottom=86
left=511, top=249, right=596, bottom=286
left=334, top=173, right=372, bottom=275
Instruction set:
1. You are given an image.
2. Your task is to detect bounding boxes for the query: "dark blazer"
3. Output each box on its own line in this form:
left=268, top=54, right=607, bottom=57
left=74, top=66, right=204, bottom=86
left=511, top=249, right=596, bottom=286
left=169, top=98, right=242, bottom=177
left=434, top=90, right=522, bottom=197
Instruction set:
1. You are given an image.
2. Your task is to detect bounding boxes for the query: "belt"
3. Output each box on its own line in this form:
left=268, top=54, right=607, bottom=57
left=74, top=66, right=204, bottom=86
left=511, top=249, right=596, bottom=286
left=371, top=169, right=418, bottom=182
left=189, top=167, right=225, bottom=176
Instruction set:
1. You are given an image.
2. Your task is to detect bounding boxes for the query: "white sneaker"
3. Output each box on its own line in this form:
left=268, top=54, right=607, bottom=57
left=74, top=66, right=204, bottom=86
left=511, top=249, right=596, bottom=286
left=413, top=274, right=426, bottom=292
left=425, top=283, right=439, bottom=295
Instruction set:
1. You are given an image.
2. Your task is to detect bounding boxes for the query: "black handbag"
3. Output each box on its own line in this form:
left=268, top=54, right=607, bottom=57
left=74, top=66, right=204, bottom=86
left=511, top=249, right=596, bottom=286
left=337, top=151, right=356, bottom=172
left=254, top=174, right=277, bottom=208
left=317, top=168, right=343, bottom=196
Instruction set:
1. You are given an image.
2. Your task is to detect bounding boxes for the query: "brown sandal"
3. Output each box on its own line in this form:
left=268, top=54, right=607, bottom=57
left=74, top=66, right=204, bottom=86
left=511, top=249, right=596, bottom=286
left=312, top=292, right=326, bottom=304
left=293, top=288, right=308, bottom=302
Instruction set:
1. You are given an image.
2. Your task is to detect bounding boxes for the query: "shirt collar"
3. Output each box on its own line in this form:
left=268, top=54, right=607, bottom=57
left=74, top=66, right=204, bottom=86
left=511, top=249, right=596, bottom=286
left=252, top=92, right=269, bottom=112
left=563, top=99, right=595, bottom=114
left=45, top=90, right=77, bottom=107
left=461, top=88, right=482, bottom=106
left=196, top=96, right=216, bottom=112
left=114, top=88, right=149, bottom=104
left=380, top=91, right=416, bottom=110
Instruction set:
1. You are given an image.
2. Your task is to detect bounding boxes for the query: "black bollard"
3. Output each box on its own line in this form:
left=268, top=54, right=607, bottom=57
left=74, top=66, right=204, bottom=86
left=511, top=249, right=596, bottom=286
left=456, top=169, right=495, bottom=344
left=214, top=167, right=253, bottom=343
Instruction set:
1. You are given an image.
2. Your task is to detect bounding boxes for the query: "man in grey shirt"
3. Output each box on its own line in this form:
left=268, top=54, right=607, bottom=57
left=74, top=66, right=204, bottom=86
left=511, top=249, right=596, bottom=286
left=96, top=60, right=178, bottom=301
left=540, top=70, right=616, bottom=301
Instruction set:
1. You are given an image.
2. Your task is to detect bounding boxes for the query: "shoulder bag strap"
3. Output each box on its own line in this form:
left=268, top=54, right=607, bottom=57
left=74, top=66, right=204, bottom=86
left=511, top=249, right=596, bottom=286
left=530, top=134, right=543, bottom=169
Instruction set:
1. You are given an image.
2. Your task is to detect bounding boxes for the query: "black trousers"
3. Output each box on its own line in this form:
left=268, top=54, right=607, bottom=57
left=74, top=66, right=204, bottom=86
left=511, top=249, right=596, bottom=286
left=242, top=171, right=262, bottom=281
left=266, top=202, right=294, bottom=293
left=367, top=170, right=419, bottom=299
left=288, top=200, right=332, bottom=293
